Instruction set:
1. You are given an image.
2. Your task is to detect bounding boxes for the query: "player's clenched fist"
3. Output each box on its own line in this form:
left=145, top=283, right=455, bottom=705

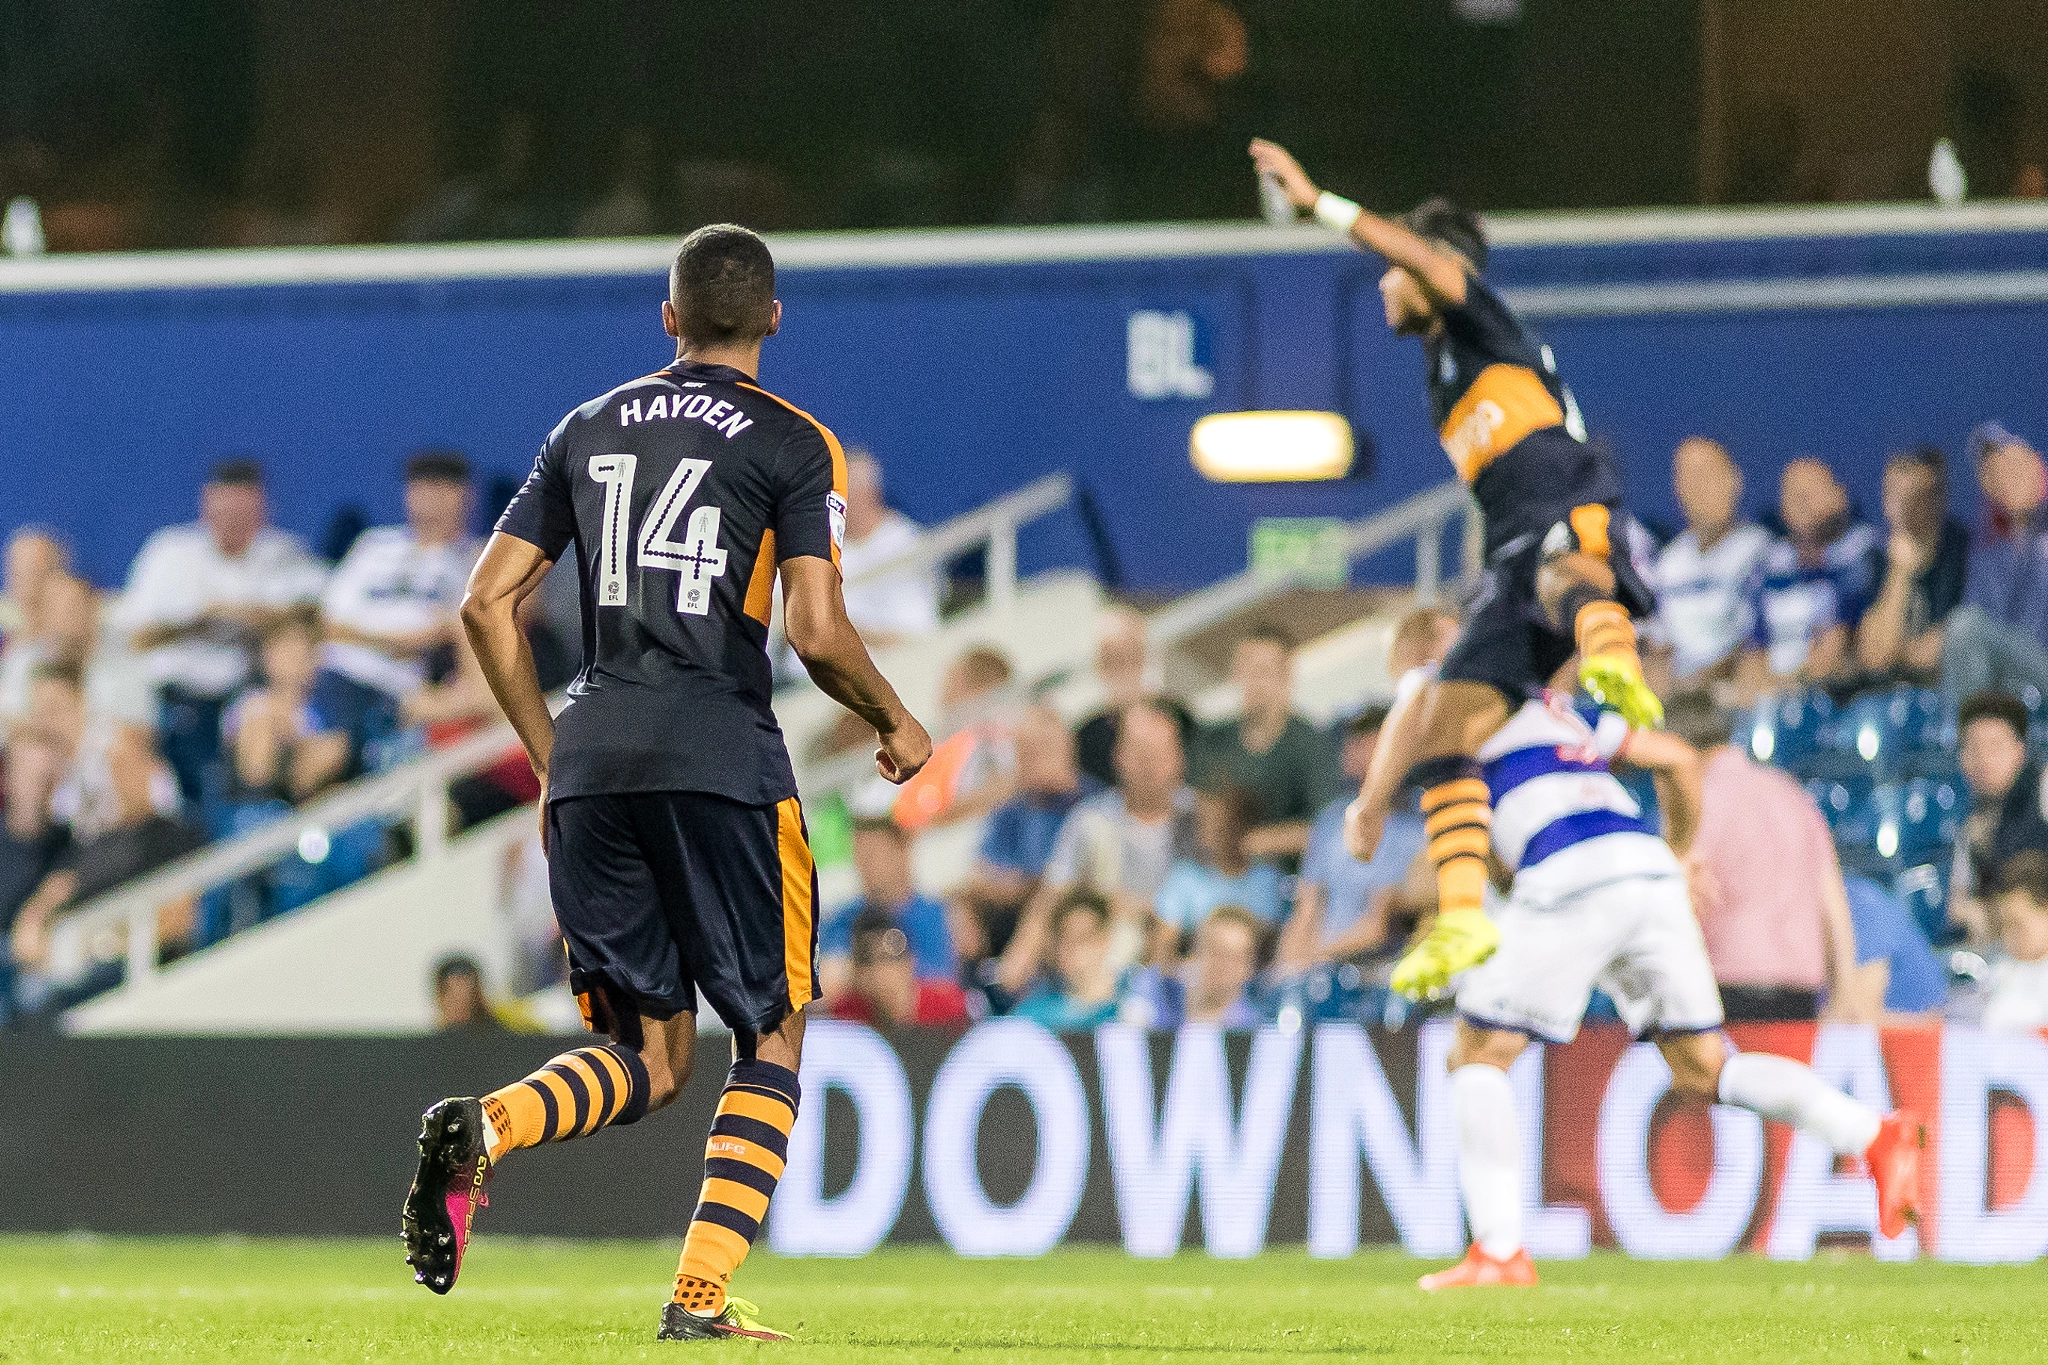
left=1249, top=138, right=1320, bottom=212
left=1342, top=793, right=1384, bottom=863
left=875, top=716, right=933, bottom=785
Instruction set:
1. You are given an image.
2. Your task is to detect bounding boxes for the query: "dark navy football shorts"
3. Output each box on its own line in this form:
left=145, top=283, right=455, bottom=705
left=1439, top=499, right=1656, bottom=704
left=546, top=791, right=818, bottom=1040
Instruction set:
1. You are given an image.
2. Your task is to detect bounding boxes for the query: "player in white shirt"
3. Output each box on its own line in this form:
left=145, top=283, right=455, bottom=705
left=314, top=451, right=480, bottom=750
left=113, top=461, right=328, bottom=802
left=1413, top=685, right=1924, bottom=1288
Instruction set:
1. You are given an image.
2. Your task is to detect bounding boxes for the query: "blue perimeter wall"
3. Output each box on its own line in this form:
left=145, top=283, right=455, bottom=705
left=5, top=212, right=2048, bottom=593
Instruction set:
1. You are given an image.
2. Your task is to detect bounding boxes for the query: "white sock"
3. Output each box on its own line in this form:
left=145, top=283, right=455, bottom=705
left=1717, top=1050, right=1881, bottom=1156
left=1451, top=1063, right=1523, bottom=1259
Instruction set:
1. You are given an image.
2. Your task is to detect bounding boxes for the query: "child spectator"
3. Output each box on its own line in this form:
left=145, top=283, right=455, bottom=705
left=1982, top=850, right=2048, bottom=1034
left=1950, top=690, right=2048, bottom=944
left=1123, top=904, right=1265, bottom=1029
left=1855, top=446, right=1968, bottom=684
left=1191, top=626, right=1337, bottom=865
left=1737, top=458, right=1882, bottom=700
left=818, top=816, right=956, bottom=1000
left=1944, top=423, right=2048, bottom=703
left=222, top=610, right=349, bottom=807
left=433, top=955, right=504, bottom=1032
left=1648, top=437, right=1771, bottom=692
left=828, top=909, right=970, bottom=1027
left=1154, top=783, right=1288, bottom=934
left=1009, top=889, right=1124, bottom=1031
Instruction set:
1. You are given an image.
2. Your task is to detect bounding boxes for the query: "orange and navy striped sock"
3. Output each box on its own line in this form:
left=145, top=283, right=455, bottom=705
left=1574, top=598, right=1640, bottom=669
left=673, top=1059, right=800, bottom=1315
left=1413, top=755, right=1492, bottom=917
left=480, top=1042, right=650, bottom=1161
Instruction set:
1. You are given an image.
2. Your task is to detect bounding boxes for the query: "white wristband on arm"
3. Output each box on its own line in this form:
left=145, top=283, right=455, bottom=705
left=1314, top=191, right=1362, bottom=234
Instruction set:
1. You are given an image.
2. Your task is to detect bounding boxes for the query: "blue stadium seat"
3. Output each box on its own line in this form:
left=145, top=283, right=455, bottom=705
left=1739, top=689, right=1833, bottom=768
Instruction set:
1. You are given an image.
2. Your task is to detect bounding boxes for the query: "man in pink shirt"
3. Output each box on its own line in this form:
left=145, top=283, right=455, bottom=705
left=1669, top=696, right=1863, bottom=1021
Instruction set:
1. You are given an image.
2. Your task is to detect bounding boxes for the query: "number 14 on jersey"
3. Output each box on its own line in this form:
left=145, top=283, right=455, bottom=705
left=588, top=454, right=729, bottom=616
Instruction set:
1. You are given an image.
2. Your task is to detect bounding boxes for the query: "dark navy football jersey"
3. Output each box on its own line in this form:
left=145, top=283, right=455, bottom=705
left=1423, top=274, right=1587, bottom=484
left=497, top=358, right=846, bottom=805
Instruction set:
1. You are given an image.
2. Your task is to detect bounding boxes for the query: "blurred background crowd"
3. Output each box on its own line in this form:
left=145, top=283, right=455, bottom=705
left=1, top=1, right=2046, bottom=254
left=10, top=414, right=2048, bottom=1039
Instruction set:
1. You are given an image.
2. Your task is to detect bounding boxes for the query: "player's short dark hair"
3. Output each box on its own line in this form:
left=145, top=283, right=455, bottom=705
left=406, top=448, right=471, bottom=485
left=1960, top=689, right=2030, bottom=741
left=670, top=224, right=776, bottom=346
left=208, top=458, right=264, bottom=487
left=1997, top=849, right=2048, bottom=904
left=1401, top=197, right=1487, bottom=272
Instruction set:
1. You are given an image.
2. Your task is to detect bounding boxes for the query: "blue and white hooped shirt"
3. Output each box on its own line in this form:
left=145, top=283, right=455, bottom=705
left=1477, top=692, right=1680, bottom=906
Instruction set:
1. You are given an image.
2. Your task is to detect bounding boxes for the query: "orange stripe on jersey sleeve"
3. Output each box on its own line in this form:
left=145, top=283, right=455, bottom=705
left=742, top=529, right=777, bottom=625
left=737, top=381, right=848, bottom=570
left=1437, top=363, right=1566, bottom=482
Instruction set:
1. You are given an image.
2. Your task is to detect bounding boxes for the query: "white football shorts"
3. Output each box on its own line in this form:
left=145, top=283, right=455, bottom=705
left=1455, top=872, right=1725, bottom=1043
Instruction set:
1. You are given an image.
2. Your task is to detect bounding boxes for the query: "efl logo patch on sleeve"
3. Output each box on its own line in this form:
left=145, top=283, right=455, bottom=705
left=827, top=491, right=847, bottom=550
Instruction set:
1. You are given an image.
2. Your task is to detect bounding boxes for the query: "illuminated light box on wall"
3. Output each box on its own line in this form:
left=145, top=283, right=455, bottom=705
left=1190, top=411, right=1354, bottom=482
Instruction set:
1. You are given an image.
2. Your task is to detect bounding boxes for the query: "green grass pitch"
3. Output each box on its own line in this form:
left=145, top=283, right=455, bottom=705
left=0, top=1236, right=2032, bottom=1363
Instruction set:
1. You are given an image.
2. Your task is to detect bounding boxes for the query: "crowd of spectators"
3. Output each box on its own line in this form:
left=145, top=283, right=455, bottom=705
left=0, top=450, right=576, bottom=1027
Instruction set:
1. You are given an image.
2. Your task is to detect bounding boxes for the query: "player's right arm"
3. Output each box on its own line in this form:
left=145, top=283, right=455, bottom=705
left=1611, top=725, right=1704, bottom=856
left=780, top=555, right=930, bottom=784
left=460, top=534, right=557, bottom=785
left=1249, top=138, right=1469, bottom=306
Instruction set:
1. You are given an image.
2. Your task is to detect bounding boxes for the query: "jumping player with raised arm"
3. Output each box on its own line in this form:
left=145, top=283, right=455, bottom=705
left=1250, top=138, right=1662, bottom=1002
left=398, top=224, right=931, bottom=1343
left=1416, top=687, right=1921, bottom=1288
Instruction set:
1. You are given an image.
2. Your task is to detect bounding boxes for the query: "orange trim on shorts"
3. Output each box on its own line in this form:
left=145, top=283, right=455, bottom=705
left=777, top=797, right=816, bottom=1011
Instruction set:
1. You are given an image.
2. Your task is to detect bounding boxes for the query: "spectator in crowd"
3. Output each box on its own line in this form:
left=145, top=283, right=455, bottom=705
left=819, top=816, right=956, bottom=1001
left=1277, top=704, right=1429, bottom=972
left=1154, top=783, right=1288, bottom=934
left=1072, top=605, right=1194, bottom=789
left=1982, top=850, right=2048, bottom=1033
left=1840, top=873, right=1947, bottom=1023
left=837, top=449, right=940, bottom=646
left=1736, top=457, right=1882, bottom=701
left=432, top=955, right=503, bottom=1032
left=9, top=726, right=205, bottom=997
left=1123, top=903, right=1265, bottom=1029
left=221, top=609, right=349, bottom=810
left=996, top=702, right=1197, bottom=998
left=0, top=527, right=69, bottom=720
left=0, top=738, right=70, bottom=1019
left=1008, top=888, right=1125, bottom=1030
left=30, top=572, right=153, bottom=728
left=1385, top=605, right=1459, bottom=683
left=952, top=703, right=1098, bottom=966
left=114, top=460, right=327, bottom=805
left=1191, top=625, right=1336, bottom=864
left=315, top=450, right=479, bottom=765
left=828, top=908, right=971, bottom=1027
left=0, top=526, right=66, bottom=638
left=1648, top=437, right=1771, bottom=694
left=893, top=646, right=1017, bottom=830
left=1855, top=446, right=1969, bottom=684
left=1668, top=694, right=1864, bottom=1021
left=26, top=662, right=179, bottom=845
left=1944, top=422, right=2048, bottom=703
left=1949, top=690, right=2048, bottom=944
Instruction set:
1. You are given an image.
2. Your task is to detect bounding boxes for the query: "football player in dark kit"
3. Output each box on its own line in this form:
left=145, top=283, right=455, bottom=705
left=1249, top=138, right=1660, bottom=1001
left=398, top=224, right=932, bottom=1342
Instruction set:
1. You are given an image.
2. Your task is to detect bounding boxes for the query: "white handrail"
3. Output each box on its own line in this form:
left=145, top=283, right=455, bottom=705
left=838, top=472, right=1072, bottom=606
left=1146, top=480, right=1481, bottom=649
